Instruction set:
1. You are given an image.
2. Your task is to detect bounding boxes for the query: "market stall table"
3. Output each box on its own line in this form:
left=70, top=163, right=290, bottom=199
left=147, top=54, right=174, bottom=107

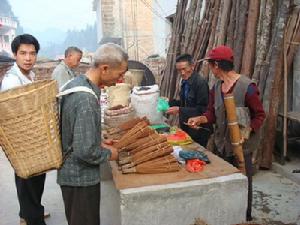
left=100, top=149, right=248, bottom=225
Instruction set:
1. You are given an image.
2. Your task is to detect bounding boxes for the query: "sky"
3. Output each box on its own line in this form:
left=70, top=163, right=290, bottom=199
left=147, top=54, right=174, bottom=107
left=7, top=0, right=178, bottom=53
left=9, top=0, right=96, bottom=32
left=8, top=0, right=177, bottom=33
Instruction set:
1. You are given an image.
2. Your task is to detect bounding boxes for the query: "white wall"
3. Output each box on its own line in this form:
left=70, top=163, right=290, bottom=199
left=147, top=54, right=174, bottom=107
left=95, top=0, right=103, bottom=44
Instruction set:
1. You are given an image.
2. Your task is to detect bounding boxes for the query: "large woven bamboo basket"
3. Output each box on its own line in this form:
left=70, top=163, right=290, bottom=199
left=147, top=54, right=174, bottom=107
left=0, top=80, right=62, bottom=178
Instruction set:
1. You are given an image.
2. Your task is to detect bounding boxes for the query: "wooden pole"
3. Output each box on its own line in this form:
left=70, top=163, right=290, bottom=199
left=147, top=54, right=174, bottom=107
left=252, top=0, right=273, bottom=84
left=283, top=32, right=288, bottom=162
left=240, top=0, right=260, bottom=77
left=233, top=0, right=248, bottom=72
left=260, top=0, right=290, bottom=169
left=282, top=6, right=300, bottom=162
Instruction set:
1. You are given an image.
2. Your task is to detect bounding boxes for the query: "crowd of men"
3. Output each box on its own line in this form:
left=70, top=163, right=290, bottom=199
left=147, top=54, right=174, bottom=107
left=0, top=34, right=265, bottom=225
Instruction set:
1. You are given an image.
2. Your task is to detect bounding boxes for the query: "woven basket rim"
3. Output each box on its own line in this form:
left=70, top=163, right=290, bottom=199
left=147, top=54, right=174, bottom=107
left=0, top=80, right=56, bottom=104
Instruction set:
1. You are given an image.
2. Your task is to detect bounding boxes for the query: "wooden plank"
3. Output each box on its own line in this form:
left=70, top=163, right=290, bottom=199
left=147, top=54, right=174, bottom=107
left=240, top=0, right=260, bottom=77
left=283, top=32, right=288, bottom=159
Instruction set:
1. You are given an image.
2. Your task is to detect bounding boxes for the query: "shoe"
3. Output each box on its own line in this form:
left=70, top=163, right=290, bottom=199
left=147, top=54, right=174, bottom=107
left=246, top=215, right=253, bottom=221
left=20, top=212, right=50, bottom=224
left=44, top=211, right=50, bottom=219
left=20, top=218, right=26, bottom=225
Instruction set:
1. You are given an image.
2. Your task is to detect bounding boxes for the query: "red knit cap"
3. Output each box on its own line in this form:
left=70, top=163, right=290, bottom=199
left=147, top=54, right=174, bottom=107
left=201, top=45, right=234, bottom=62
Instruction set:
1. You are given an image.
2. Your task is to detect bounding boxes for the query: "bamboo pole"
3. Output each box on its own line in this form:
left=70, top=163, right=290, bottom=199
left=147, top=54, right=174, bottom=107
left=223, top=94, right=246, bottom=174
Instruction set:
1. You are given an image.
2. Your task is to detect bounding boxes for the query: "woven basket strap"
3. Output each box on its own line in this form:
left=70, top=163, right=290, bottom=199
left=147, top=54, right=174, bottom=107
left=56, top=86, right=98, bottom=167
left=57, top=86, right=98, bottom=100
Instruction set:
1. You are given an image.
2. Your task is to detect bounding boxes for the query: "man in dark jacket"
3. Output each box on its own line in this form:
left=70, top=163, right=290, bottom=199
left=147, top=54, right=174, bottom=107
left=166, top=54, right=211, bottom=147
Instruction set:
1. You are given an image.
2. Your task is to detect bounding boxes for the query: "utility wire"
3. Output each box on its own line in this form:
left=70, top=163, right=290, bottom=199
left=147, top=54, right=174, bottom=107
left=153, top=0, right=168, bottom=16
left=139, top=0, right=171, bottom=25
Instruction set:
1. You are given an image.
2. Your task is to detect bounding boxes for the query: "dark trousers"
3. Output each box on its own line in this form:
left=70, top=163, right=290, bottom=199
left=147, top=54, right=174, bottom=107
left=214, top=152, right=253, bottom=221
left=181, top=124, right=212, bottom=148
left=61, top=183, right=100, bottom=225
left=192, top=128, right=211, bottom=148
left=15, top=173, right=46, bottom=225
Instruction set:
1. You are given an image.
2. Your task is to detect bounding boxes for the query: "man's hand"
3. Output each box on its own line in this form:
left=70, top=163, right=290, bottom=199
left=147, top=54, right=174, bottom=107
left=166, top=106, right=179, bottom=115
left=101, top=143, right=119, bottom=161
left=240, top=127, right=252, bottom=144
left=103, top=138, right=119, bottom=145
left=187, top=116, right=208, bottom=128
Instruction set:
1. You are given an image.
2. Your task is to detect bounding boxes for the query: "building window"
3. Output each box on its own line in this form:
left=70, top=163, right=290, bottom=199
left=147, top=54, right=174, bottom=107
left=4, top=35, right=9, bottom=43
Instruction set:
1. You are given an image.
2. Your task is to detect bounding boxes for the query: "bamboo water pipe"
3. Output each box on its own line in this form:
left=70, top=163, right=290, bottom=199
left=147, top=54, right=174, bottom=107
left=224, top=93, right=246, bottom=174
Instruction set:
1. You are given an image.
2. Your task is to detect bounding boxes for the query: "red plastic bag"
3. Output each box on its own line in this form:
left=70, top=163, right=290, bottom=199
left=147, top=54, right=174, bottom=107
left=186, top=159, right=206, bottom=172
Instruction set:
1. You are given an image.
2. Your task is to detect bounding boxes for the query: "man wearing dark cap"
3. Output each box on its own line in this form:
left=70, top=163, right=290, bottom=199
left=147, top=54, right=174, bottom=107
left=187, top=45, right=266, bottom=221
left=166, top=54, right=211, bottom=147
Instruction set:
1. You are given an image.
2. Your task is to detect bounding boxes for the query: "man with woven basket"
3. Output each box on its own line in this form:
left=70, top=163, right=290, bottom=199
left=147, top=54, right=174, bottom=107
left=57, top=43, right=127, bottom=225
left=1, top=34, right=49, bottom=225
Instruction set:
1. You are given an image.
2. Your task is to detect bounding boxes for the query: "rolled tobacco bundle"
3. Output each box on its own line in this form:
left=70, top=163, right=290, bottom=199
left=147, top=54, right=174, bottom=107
left=114, top=120, right=153, bottom=151
left=122, top=155, right=181, bottom=174
left=122, top=133, right=161, bottom=152
left=104, top=117, right=149, bottom=140
left=120, top=142, right=173, bottom=168
left=114, top=117, right=181, bottom=174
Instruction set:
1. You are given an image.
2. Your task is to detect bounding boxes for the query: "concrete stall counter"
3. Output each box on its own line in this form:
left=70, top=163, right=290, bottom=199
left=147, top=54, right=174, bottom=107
left=100, top=151, right=248, bottom=225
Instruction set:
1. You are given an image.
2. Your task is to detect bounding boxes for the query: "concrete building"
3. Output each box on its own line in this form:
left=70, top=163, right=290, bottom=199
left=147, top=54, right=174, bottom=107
left=0, top=16, right=17, bottom=56
left=93, top=0, right=171, bottom=61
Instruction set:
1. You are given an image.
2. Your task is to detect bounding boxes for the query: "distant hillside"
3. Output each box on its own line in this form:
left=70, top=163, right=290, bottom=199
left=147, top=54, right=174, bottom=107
left=28, top=28, right=67, bottom=48
left=38, top=23, right=97, bottom=59
left=0, top=0, right=97, bottom=59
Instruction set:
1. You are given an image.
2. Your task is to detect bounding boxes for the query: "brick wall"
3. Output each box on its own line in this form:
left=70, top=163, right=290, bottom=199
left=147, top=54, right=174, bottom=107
left=0, top=63, right=13, bottom=80
left=34, top=61, right=90, bottom=81
left=143, top=57, right=166, bottom=84
left=0, top=61, right=90, bottom=82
